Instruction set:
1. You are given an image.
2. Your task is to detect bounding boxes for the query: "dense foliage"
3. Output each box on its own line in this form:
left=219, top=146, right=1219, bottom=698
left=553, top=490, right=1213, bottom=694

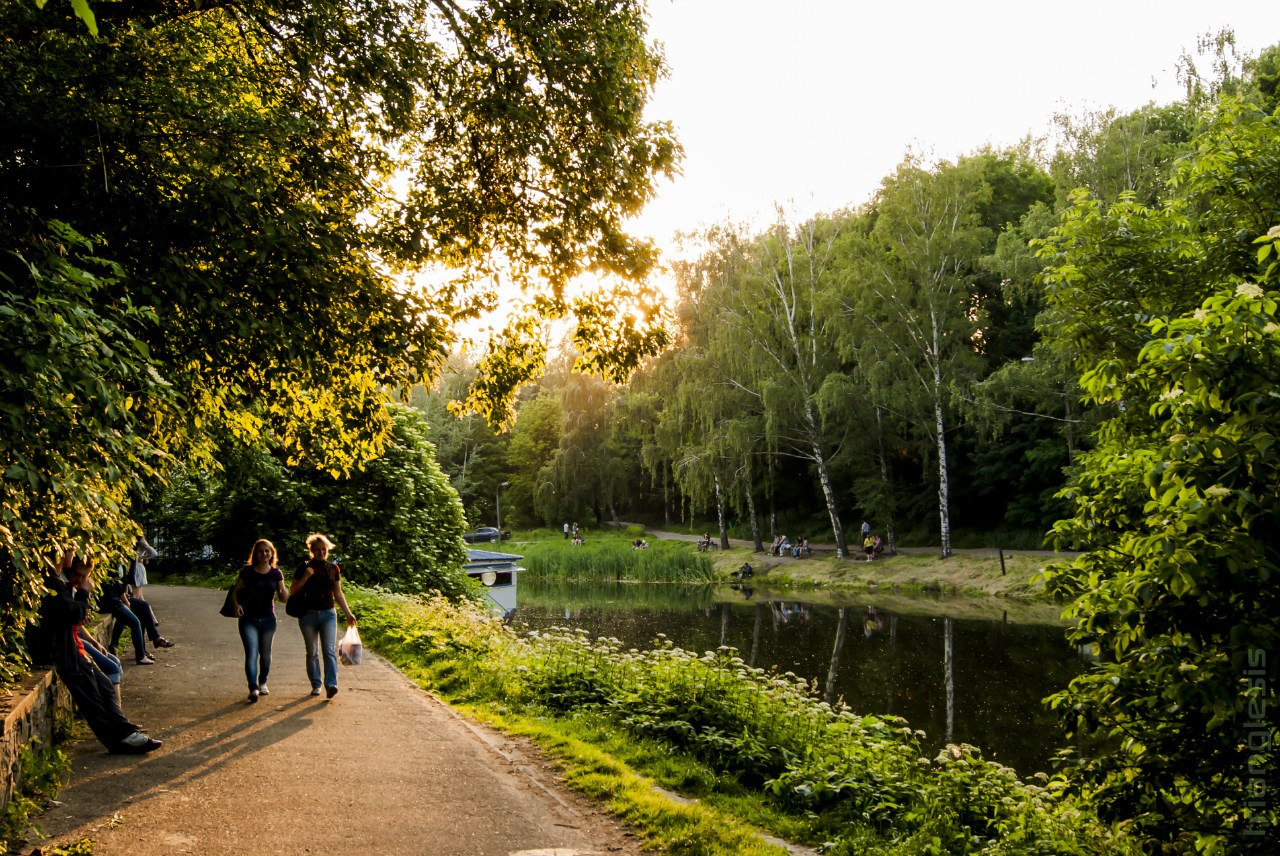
left=1, top=0, right=677, bottom=679
left=1041, top=95, right=1280, bottom=849
left=145, top=405, right=470, bottom=597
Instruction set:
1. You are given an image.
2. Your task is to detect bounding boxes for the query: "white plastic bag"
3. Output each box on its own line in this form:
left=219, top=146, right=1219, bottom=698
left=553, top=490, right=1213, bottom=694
left=338, top=625, right=363, bottom=665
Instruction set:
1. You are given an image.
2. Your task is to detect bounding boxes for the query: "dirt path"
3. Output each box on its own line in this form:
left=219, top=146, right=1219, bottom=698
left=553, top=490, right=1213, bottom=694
left=28, top=585, right=639, bottom=856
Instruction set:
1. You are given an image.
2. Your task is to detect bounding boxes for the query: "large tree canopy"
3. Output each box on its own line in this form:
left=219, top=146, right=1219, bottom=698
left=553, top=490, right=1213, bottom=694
left=1, top=0, right=678, bottom=678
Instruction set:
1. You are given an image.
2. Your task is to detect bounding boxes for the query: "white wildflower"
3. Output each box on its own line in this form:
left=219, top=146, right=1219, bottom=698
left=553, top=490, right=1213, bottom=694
left=1236, top=283, right=1264, bottom=299
left=1159, top=388, right=1184, bottom=401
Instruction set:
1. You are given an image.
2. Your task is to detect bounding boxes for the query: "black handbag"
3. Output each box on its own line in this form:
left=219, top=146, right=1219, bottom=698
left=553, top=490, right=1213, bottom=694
left=284, top=590, right=308, bottom=618
left=219, top=584, right=238, bottom=618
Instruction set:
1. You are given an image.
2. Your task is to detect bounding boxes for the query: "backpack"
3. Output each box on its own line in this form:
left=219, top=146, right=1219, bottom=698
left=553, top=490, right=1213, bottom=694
left=24, top=618, right=55, bottom=668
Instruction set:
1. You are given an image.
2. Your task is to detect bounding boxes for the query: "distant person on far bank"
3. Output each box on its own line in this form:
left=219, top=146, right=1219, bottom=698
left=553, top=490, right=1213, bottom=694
left=563, top=522, right=570, bottom=540
left=290, top=533, right=356, bottom=699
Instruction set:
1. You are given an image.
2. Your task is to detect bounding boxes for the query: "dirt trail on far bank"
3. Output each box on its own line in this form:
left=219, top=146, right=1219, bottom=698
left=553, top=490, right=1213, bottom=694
left=29, top=585, right=639, bottom=856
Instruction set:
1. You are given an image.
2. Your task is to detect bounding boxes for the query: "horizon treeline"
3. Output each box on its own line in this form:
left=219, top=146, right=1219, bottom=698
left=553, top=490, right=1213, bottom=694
left=416, top=37, right=1280, bottom=559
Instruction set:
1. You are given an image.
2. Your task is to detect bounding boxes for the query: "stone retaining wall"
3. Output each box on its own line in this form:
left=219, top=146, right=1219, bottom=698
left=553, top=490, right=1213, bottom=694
left=0, top=668, right=71, bottom=816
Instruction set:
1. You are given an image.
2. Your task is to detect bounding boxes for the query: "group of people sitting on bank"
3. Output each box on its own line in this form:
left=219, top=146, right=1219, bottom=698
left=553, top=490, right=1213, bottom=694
left=768, top=534, right=812, bottom=558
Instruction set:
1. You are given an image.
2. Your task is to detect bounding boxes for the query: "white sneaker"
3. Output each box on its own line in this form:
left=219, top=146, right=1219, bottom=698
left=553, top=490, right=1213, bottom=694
left=310, top=687, right=322, bottom=696
left=257, top=684, right=269, bottom=696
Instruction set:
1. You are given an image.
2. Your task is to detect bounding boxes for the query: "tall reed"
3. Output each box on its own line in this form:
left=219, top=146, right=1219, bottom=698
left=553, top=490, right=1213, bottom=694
left=520, top=538, right=714, bottom=583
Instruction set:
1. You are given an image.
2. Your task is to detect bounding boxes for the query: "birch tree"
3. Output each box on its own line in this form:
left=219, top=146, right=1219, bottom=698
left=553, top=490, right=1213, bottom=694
left=694, top=216, right=856, bottom=555
left=841, top=156, right=991, bottom=557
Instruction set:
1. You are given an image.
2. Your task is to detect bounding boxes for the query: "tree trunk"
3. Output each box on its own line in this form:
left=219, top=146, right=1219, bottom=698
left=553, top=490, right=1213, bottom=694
left=714, top=473, right=729, bottom=549
left=874, top=404, right=897, bottom=554
left=804, top=401, right=847, bottom=556
left=931, top=311, right=952, bottom=558
left=743, top=459, right=763, bottom=552
left=662, top=462, right=672, bottom=527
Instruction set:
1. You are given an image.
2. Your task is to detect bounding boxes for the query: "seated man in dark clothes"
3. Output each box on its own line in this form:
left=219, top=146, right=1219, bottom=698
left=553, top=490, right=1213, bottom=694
left=37, top=553, right=161, bottom=754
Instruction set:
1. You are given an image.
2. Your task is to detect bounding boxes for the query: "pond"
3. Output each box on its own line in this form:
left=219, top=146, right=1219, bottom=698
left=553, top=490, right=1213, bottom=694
left=510, top=578, right=1087, bottom=775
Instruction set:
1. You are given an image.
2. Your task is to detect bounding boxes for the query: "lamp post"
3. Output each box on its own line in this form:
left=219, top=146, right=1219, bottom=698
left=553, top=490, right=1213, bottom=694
left=496, top=482, right=509, bottom=542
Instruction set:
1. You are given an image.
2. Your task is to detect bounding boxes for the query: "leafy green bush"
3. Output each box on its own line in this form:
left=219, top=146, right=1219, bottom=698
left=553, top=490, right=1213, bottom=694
left=144, top=404, right=469, bottom=597
left=1, top=739, right=70, bottom=851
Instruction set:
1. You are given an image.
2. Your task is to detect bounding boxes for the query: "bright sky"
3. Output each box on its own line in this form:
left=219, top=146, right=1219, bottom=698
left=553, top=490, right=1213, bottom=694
left=630, top=0, right=1280, bottom=249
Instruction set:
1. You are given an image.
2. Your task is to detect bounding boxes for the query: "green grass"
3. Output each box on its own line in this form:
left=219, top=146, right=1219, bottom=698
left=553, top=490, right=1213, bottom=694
left=519, top=535, right=715, bottom=584
left=703, top=544, right=1061, bottom=600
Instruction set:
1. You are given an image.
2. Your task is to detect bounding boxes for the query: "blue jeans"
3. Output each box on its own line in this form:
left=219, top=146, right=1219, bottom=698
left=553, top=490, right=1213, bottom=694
left=238, top=615, right=277, bottom=691
left=84, top=644, right=122, bottom=685
left=109, top=601, right=157, bottom=661
left=298, top=608, right=338, bottom=690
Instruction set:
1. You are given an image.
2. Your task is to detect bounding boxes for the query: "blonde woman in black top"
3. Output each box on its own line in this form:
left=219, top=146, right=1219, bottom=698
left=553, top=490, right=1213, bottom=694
left=289, top=533, right=356, bottom=698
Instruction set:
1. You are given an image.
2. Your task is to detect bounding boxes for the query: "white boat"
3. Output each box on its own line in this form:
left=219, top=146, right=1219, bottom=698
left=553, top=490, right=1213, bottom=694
left=465, top=548, right=524, bottom=618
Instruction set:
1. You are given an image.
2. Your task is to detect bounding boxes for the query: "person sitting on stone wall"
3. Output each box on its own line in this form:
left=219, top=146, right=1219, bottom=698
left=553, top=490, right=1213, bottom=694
left=36, top=552, right=161, bottom=754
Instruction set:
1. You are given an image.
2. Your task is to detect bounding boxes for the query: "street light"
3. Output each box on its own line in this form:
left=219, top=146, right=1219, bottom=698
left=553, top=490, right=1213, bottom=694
left=496, top=482, right=510, bottom=542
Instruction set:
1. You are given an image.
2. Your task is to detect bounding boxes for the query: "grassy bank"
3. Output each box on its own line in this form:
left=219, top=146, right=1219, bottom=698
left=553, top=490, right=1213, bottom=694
left=506, top=527, right=1068, bottom=599
left=347, top=585, right=1130, bottom=855
left=704, top=545, right=1061, bottom=599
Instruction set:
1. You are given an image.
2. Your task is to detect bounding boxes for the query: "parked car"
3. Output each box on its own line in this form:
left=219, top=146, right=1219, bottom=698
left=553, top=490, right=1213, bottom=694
left=463, top=527, right=503, bottom=544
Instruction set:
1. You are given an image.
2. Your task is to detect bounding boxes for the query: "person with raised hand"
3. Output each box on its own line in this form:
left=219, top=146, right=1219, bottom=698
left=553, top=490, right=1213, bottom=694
left=289, top=533, right=356, bottom=699
left=37, top=551, right=160, bottom=754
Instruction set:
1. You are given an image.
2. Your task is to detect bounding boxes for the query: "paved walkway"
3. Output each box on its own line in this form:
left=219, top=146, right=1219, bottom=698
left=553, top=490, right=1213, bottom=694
left=617, top=522, right=1069, bottom=559
left=29, top=586, right=639, bottom=856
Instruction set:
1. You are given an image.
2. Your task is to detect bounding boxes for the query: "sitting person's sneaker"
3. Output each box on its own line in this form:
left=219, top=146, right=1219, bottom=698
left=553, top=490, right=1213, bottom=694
left=136, top=654, right=156, bottom=665
left=257, top=684, right=269, bottom=696
left=153, top=637, right=175, bottom=648
left=113, top=731, right=162, bottom=754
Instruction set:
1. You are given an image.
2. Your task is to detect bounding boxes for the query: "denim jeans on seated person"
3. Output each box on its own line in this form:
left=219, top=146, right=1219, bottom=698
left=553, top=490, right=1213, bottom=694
left=238, top=614, right=278, bottom=691
left=109, top=604, right=149, bottom=661
left=298, top=608, right=338, bottom=690
left=84, top=644, right=122, bottom=685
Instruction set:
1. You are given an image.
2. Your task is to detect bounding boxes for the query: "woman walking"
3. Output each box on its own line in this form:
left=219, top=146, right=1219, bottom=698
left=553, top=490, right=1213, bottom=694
left=230, top=539, right=288, bottom=703
left=290, top=533, right=356, bottom=699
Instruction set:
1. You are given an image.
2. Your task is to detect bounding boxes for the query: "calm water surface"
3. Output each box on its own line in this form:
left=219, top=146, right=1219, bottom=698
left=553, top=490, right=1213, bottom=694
left=510, top=578, right=1085, bottom=774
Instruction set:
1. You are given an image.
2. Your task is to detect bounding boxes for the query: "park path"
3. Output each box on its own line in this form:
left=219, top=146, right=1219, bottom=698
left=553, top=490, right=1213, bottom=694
left=616, top=522, right=1068, bottom=559
left=28, top=585, right=639, bottom=856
